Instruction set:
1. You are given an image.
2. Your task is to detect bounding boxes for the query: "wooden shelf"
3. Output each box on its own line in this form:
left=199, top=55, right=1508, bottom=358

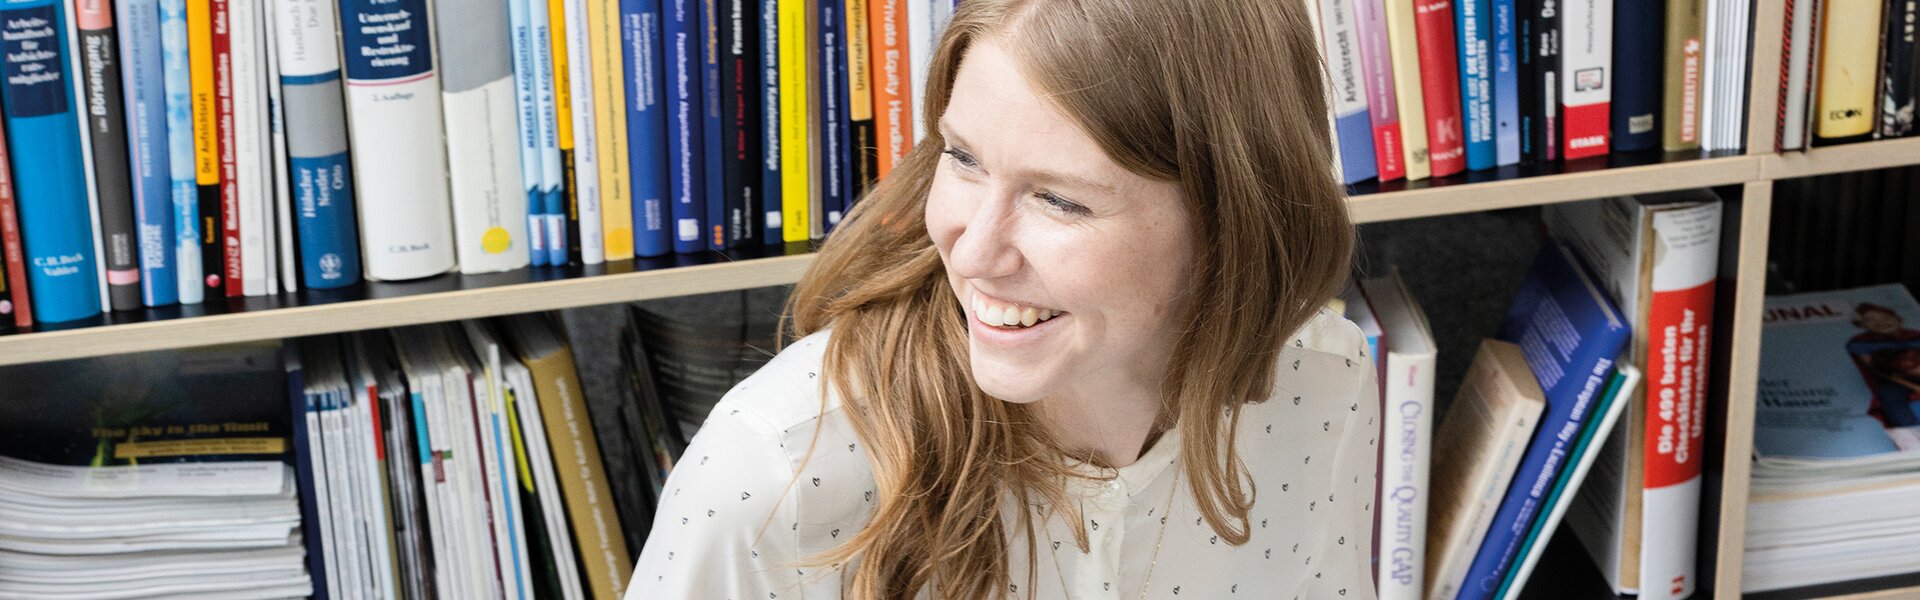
left=1761, top=136, right=1920, bottom=181
left=1348, top=151, right=1759, bottom=223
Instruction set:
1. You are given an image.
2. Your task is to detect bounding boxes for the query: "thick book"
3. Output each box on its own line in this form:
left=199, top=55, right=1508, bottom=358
left=1518, top=0, right=1559, bottom=161
left=564, top=0, right=603, bottom=264
left=1814, top=0, right=1883, bottom=144
left=114, top=0, right=177, bottom=307
left=1319, top=0, right=1380, bottom=183
left=1412, top=0, right=1466, bottom=176
left=1424, top=338, right=1547, bottom=600
left=0, top=0, right=103, bottom=323
left=438, top=0, right=532, bottom=274
left=820, top=0, right=850, bottom=227
left=269, top=0, right=362, bottom=290
left=867, top=0, right=907, bottom=180
left=1552, top=191, right=1721, bottom=600
left=1490, top=0, right=1519, bottom=165
left=75, top=0, right=140, bottom=311
left=1383, top=0, right=1431, bottom=180
left=337, top=0, right=457, bottom=280
left=590, top=0, right=633, bottom=260
left=1661, top=0, right=1703, bottom=150
left=759, top=0, right=781, bottom=243
left=1458, top=240, right=1633, bottom=600
left=1611, top=0, right=1661, bottom=151
left=622, top=0, right=671, bottom=257
left=158, top=0, right=200, bottom=304
left=1361, top=270, right=1437, bottom=600
left=502, top=344, right=589, bottom=599
left=720, top=0, right=764, bottom=245
left=1494, top=364, right=1639, bottom=600
left=778, top=0, right=809, bottom=241
left=1456, top=0, right=1495, bottom=170
left=665, top=0, right=704, bottom=253
left=1880, top=0, right=1917, bottom=138
left=503, top=313, right=634, bottom=600
left=1557, top=0, right=1610, bottom=159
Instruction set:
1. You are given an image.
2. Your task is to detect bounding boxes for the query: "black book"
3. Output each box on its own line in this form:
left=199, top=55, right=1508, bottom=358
left=722, top=0, right=764, bottom=245
left=1881, top=0, right=1918, bottom=138
left=1518, top=0, right=1560, bottom=162
left=75, top=12, right=141, bottom=311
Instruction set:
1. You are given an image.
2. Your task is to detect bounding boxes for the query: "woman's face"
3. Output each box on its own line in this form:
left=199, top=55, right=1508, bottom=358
left=926, top=39, right=1196, bottom=405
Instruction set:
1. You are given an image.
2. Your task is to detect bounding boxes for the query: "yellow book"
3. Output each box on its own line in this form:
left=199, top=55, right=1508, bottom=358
left=846, top=0, right=873, bottom=125
left=1814, top=0, right=1884, bottom=140
left=187, top=0, right=216, bottom=186
left=1380, top=0, right=1429, bottom=181
left=589, top=0, right=632, bottom=259
left=550, top=0, right=578, bottom=252
left=778, top=0, right=810, bottom=241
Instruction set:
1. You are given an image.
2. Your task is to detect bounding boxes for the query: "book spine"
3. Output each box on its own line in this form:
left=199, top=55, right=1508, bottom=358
left=1880, top=0, right=1916, bottom=137
left=1493, top=367, right=1634, bottom=600
left=711, top=0, right=748, bottom=248
left=115, top=0, right=177, bottom=306
left=593, top=0, right=633, bottom=260
left=803, top=0, right=820, bottom=239
left=1815, top=0, right=1884, bottom=143
left=820, top=0, right=847, bottom=227
left=721, top=0, right=762, bottom=244
left=665, top=0, right=704, bottom=253
left=758, top=0, right=780, bottom=243
left=188, top=0, right=222, bottom=295
left=264, top=9, right=290, bottom=296
left=529, top=0, right=564, bottom=266
left=1384, top=0, right=1431, bottom=179
left=844, top=0, right=875, bottom=198
left=778, top=0, right=807, bottom=241
left=1779, top=0, right=1814, bottom=150
left=1322, top=0, right=1380, bottom=183
left=158, top=0, right=199, bottom=303
left=1519, top=0, right=1559, bottom=161
left=1558, top=0, right=1610, bottom=158
left=565, top=0, right=602, bottom=264
left=528, top=347, right=635, bottom=599
left=66, top=0, right=109, bottom=315
left=623, top=0, right=671, bottom=257
left=508, top=0, right=546, bottom=266
left=338, top=0, right=457, bottom=281
left=1457, top=0, right=1495, bottom=170
left=438, top=0, right=533, bottom=274
left=1490, top=0, right=1520, bottom=165
left=0, top=0, right=103, bottom=323
left=698, top=0, right=724, bottom=250
left=547, top=0, right=577, bottom=264
left=229, top=0, right=264, bottom=297
left=1611, top=0, right=1662, bottom=151
left=269, top=0, right=361, bottom=290
left=905, top=0, right=926, bottom=145
left=1662, top=0, right=1703, bottom=150
left=213, top=0, right=239, bottom=297
left=282, top=355, right=332, bottom=600
left=75, top=0, right=141, bottom=310
left=0, top=121, right=30, bottom=328
left=868, top=0, right=906, bottom=178
left=1413, top=0, right=1466, bottom=175
left=1376, top=349, right=1434, bottom=600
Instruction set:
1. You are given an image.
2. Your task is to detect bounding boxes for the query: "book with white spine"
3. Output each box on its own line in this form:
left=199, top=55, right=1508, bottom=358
left=337, top=0, right=456, bottom=281
left=564, top=0, right=603, bottom=263
left=435, top=0, right=533, bottom=273
left=1361, top=270, right=1436, bottom=600
left=229, top=0, right=265, bottom=296
left=261, top=0, right=294, bottom=293
left=906, top=0, right=930, bottom=144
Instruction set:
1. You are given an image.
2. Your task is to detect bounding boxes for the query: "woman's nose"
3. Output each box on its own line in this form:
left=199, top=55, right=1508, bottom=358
left=945, top=198, right=1023, bottom=281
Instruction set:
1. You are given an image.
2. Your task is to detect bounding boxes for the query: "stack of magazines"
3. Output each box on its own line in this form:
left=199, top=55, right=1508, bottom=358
left=1745, top=283, right=1920, bottom=593
left=0, top=456, right=310, bottom=599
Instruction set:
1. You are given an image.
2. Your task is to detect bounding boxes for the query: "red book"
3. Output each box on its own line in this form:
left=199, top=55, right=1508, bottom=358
left=213, top=0, right=241, bottom=297
left=869, top=0, right=911, bottom=178
left=0, top=120, right=29, bottom=329
left=1411, top=0, right=1465, bottom=176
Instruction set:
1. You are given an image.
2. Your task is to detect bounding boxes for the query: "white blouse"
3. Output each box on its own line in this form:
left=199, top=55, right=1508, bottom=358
left=629, top=308, right=1380, bottom=599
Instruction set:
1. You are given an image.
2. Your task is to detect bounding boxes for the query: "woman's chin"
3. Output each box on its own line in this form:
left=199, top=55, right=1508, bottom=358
left=968, top=360, right=1052, bottom=405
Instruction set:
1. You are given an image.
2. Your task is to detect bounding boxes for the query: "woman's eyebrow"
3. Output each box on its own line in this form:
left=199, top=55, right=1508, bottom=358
left=939, top=118, right=1119, bottom=196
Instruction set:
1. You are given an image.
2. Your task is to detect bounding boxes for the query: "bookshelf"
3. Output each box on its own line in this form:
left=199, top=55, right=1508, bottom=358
left=4, top=0, right=1920, bottom=595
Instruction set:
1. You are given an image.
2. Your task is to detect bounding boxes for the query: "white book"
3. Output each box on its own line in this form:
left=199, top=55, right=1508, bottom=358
left=435, top=0, right=532, bottom=273
left=447, top=324, right=525, bottom=600
left=505, top=359, right=587, bottom=600
left=564, top=0, right=603, bottom=263
left=1317, top=0, right=1372, bottom=131
left=429, top=329, right=501, bottom=599
left=1361, top=270, right=1436, bottom=600
left=230, top=0, right=266, bottom=297
left=461, top=321, right=538, bottom=600
left=298, top=365, right=342, bottom=599
left=907, top=0, right=931, bottom=144
left=1302, top=0, right=1345, bottom=182
left=1780, top=0, right=1820, bottom=150
left=393, top=333, right=460, bottom=599
left=1558, top=0, right=1613, bottom=156
left=314, top=351, right=366, bottom=598
left=262, top=0, right=295, bottom=294
left=1499, top=365, right=1639, bottom=600
left=337, top=0, right=457, bottom=281
left=347, top=338, right=401, bottom=599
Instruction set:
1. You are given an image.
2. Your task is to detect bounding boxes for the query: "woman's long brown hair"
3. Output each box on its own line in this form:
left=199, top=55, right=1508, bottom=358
left=781, top=0, right=1353, bottom=596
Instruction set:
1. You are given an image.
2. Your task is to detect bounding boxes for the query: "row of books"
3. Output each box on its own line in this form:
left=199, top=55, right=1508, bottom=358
left=1776, top=0, right=1920, bottom=149
left=1300, top=0, right=1753, bottom=185
left=1356, top=190, right=1723, bottom=600
left=0, top=0, right=959, bottom=328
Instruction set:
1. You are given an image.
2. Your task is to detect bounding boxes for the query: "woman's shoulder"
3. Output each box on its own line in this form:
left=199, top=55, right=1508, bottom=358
left=710, top=330, right=847, bottom=437
left=1284, top=306, right=1371, bottom=365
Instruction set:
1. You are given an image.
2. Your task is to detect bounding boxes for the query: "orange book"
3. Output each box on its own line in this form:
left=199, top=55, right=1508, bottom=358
left=868, top=0, right=911, bottom=177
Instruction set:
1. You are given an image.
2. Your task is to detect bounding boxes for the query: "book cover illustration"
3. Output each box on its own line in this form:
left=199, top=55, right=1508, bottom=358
left=1758, top=283, right=1920, bottom=459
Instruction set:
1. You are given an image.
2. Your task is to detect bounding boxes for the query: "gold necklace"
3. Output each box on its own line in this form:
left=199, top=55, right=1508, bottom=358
left=1040, top=467, right=1180, bottom=599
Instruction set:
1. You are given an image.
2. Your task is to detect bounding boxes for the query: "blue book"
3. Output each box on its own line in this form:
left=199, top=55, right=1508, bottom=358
left=282, top=349, right=331, bottom=600
left=819, top=0, right=847, bottom=231
left=622, top=0, right=671, bottom=257
left=699, top=0, right=726, bottom=251
left=507, top=0, right=547, bottom=266
left=526, top=0, right=565, bottom=266
left=116, top=0, right=176, bottom=307
left=0, top=0, right=102, bottom=323
left=1456, top=241, right=1631, bottom=600
left=275, top=0, right=363, bottom=290
left=665, top=0, right=704, bottom=253
left=156, top=0, right=199, bottom=304
left=1456, top=0, right=1495, bottom=170
left=1610, top=0, right=1661, bottom=152
left=758, top=0, right=780, bottom=244
left=1491, top=0, right=1520, bottom=165
left=1491, top=365, right=1634, bottom=599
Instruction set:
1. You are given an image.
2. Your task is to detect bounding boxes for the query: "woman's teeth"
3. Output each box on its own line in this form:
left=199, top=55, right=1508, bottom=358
left=972, top=297, right=1061, bottom=328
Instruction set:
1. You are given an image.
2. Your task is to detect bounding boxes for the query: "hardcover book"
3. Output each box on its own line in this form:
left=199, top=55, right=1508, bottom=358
left=1320, top=0, right=1380, bottom=183
left=1456, top=0, right=1495, bottom=170
left=268, top=0, right=361, bottom=290
left=114, top=0, right=178, bottom=307
left=75, top=0, right=141, bottom=311
left=665, top=0, right=706, bottom=253
left=623, top=0, right=673, bottom=257
left=1383, top=0, right=1431, bottom=179
left=337, top=0, right=457, bottom=280
left=1611, top=0, right=1662, bottom=151
left=438, top=0, right=533, bottom=274
left=158, top=0, right=201, bottom=303
left=1814, top=0, right=1884, bottom=144
left=591, top=0, right=634, bottom=260
left=1412, top=0, right=1466, bottom=176
left=0, top=0, right=103, bottom=323
left=1360, top=270, right=1437, bottom=600
left=1557, top=0, right=1611, bottom=159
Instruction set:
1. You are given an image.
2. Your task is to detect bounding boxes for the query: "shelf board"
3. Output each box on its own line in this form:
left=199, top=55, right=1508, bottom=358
left=1762, top=136, right=1920, bottom=181
left=1349, top=150, right=1759, bottom=223
left=0, top=247, right=815, bottom=366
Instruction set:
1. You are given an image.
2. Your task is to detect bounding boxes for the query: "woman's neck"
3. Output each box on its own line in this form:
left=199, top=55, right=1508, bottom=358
left=1039, top=388, right=1167, bottom=468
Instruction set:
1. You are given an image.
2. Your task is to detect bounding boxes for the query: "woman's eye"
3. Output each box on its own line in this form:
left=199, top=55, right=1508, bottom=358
left=941, top=148, right=979, bottom=169
left=1037, top=191, right=1090, bottom=216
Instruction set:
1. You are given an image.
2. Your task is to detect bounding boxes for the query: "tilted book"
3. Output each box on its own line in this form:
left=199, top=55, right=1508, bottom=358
left=1424, top=338, right=1546, bottom=600
left=337, top=0, right=456, bottom=280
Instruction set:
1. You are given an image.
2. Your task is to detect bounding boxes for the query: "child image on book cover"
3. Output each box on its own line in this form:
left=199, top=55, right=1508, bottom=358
left=1759, top=284, right=1920, bottom=458
left=0, top=342, right=289, bottom=466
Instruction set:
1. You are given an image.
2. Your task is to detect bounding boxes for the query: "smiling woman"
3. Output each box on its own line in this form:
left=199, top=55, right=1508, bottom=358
left=630, top=0, right=1374, bottom=598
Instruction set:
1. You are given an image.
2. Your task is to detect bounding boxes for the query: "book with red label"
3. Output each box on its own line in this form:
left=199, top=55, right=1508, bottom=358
left=1549, top=190, right=1721, bottom=600
left=1558, top=0, right=1612, bottom=158
left=1353, top=0, right=1406, bottom=180
left=0, top=122, right=27, bottom=329
left=1412, top=0, right=1465, bottom=176
left=212, top=0, right=240, bottom=297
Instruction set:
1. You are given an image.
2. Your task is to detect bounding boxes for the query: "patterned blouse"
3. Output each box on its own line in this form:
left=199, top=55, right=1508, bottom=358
left=630, top=308, right=1381, bottom=599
